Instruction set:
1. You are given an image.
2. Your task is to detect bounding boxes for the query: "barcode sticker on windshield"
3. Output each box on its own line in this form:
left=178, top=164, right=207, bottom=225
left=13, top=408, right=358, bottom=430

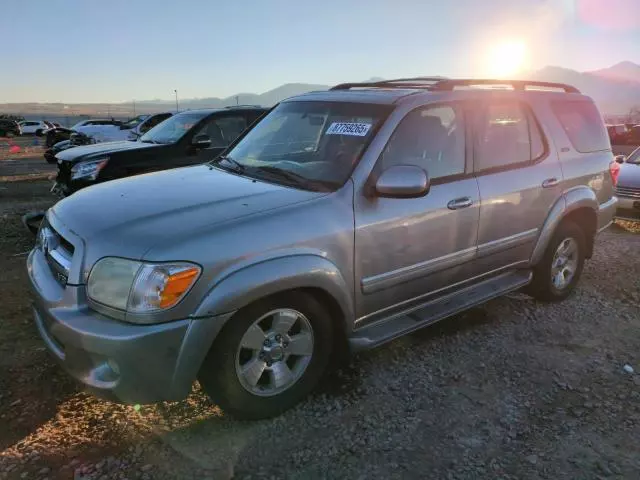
left=325, top=122, right=371, bottom=136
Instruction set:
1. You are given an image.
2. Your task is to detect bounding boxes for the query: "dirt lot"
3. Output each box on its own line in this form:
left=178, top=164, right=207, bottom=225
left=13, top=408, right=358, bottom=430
left=1, top=161, right=639, bottom=479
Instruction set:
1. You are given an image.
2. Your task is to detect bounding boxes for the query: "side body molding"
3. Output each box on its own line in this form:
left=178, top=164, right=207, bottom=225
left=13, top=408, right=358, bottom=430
left=530, top=186, right=598, bottom=265
left=192, top=254, right=354, bottom=331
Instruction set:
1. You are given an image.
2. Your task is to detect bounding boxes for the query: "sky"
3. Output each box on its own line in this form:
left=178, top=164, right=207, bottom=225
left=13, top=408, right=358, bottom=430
left=1, top=0, right=639, bottom=103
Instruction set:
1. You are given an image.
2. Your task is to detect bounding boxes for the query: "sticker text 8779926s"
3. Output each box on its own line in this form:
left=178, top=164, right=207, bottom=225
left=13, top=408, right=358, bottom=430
left=325, top=122, right=372, bottom=137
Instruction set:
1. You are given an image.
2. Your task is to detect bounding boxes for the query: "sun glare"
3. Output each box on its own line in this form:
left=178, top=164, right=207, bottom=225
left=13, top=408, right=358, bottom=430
left=486, top=41, right=528, bottom=78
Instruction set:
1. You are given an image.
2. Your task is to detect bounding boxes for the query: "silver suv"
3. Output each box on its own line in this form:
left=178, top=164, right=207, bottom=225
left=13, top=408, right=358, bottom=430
left=28, top=78, right=618, bottom=419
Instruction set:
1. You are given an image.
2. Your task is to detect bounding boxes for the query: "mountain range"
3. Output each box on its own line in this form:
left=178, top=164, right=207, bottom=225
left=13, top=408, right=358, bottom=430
left=2, top=63, right=640, bottom=118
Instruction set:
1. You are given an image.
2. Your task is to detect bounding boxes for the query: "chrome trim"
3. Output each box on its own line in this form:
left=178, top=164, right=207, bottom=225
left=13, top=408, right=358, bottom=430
left=48, top=248, right=71, bottom=273
left=361, top=245, right=477, bottom=294
left=599, top=196, right=618, bottom=211
left=597, top=220, right=613, bottom=234
left=356, top=260, right=529, bottom=326
left=477, top=228, right=539, bottom=257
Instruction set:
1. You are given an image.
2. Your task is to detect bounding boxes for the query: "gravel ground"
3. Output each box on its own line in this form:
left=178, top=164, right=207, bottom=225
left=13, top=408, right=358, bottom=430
left=0, top=179, right=639, bottom=480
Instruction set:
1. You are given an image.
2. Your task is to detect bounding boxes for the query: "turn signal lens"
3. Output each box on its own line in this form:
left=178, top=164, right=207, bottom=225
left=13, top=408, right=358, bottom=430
left=159, top=267, right=200, bottom=308
left=609, top=160, right=620, bottom=187
left=127, top=262, right=201, bottom=313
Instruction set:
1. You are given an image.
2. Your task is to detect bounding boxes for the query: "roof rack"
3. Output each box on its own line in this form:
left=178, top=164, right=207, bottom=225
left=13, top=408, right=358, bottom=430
left=330, top=77, right=446, bottom=91
left=330, top=78, right=580, bottom=94
left=430, top=79, right=580, bottom=93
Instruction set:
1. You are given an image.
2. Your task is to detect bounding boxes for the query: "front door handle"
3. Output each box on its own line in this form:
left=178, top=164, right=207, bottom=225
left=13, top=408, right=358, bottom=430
left=542, top=178, right=559, bottom=188
left=447, top=197, right=473, bottom=210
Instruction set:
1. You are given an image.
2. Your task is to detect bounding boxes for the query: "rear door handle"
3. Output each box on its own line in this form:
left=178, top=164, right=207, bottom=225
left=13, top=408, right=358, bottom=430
left=447, top=197, right=473, bottom=210
left=542, top=178, right=559, bottom=188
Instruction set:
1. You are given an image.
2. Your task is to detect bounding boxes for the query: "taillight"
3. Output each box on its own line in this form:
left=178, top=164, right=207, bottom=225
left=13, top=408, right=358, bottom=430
left=609, top=160, right=620, bottom=187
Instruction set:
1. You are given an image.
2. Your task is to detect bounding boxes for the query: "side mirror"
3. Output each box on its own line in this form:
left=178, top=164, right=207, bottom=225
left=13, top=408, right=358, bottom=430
left=615, top=155, right=626, bottom=164
left=192, top=134, right=211, bottom=149
left=375, top=165, right=429, bottom=198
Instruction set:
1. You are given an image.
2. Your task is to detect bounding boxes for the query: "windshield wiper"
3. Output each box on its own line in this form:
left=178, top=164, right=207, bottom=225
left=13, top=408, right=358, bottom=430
left=212, top=155, right=245, bottom=172
left=252, top=165, right=328, bottom=190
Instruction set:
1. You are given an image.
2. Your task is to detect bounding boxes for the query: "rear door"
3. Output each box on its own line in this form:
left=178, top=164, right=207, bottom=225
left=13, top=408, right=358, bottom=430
left=471, top=98, right=563, bottom=273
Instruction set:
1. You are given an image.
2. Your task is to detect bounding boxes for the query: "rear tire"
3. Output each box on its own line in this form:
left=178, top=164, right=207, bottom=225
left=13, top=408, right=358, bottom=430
left=527, top=221, right=585, bottom=302
left=198, top=292, right=333, bottom=420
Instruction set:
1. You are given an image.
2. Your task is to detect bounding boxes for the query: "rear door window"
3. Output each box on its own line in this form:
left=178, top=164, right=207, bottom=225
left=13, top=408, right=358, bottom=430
left=551, top=101, right=609, bottom=153
left=474, top=101, right=546, bottom=172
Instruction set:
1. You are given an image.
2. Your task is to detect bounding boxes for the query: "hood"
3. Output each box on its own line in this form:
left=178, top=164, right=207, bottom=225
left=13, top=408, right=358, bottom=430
left=55, top=140, right=159, bottom=162
left=51, top=164, right=324, bottom=255
left=618, top=162, right=640, bottom=189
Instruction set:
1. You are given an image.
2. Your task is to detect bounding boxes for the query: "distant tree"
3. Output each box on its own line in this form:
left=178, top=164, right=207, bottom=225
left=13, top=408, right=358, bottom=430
left=624, top=106, right=640, bottom=124
left=0, top=114, right=25, bottom=122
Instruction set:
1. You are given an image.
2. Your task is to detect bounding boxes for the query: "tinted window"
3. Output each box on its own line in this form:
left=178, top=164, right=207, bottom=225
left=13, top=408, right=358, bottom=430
left=551, top=101, right=609, bottom=153
left=140, top=111, right=210, bottom=144
left=195, top=115, right=247, bottom=148
left=474, top=101, right=545, bottom=171
left=379, top=104, right=465, bottom=179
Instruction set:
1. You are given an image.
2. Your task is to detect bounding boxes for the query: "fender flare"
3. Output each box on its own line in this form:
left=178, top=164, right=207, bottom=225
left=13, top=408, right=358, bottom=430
left=530, top=186, right=598, bottom=265
left=193, top=254, right=354, bottom=332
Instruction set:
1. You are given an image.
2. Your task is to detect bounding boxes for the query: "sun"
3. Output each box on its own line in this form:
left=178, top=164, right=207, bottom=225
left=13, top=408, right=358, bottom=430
left=486, top=41, right=528, bottom=78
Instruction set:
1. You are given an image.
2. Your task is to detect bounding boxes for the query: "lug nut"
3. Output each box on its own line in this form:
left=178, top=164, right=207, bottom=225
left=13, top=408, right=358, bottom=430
left=258, top=352, right=265, bottom=359
left=283, top=341, right=289, bottom=348
left=263, top=339, right=270, bottom=346
left=275, top=334, right=282, bottom=342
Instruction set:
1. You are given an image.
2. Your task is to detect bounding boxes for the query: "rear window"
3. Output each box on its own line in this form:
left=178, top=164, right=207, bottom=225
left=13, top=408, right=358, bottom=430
left=551, top=101, right=609, bottom=153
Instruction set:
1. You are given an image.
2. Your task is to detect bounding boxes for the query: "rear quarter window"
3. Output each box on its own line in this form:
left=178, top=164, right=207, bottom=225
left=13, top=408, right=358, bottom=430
left=551, top=100, right=610, bottom=153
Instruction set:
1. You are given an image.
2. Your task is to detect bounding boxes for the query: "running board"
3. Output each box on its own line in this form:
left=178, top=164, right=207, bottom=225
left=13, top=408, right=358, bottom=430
left=348, top=269, right=533, bottom=351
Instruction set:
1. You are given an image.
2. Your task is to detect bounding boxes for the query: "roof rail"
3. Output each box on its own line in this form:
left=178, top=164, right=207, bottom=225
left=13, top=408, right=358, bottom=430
left=430, top=79, right=580, bottom=93
left=225, top=104, right=263, bottom=108
left=330, top=77, right=446, bottom=91
left=330, top=78, right=580, bottom=94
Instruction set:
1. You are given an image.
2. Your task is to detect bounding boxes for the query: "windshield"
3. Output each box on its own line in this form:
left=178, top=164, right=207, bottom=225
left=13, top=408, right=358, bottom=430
left=627, top=147, right=640, bottom=164
left=139, top=111, right=208, bottom=144
left=219, top=101, right=390, bottom=189
left=120, top=115, right=148, bottom=129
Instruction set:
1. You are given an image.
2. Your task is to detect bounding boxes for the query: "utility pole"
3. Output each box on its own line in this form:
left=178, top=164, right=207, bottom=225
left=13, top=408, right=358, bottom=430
left=235, top=95, right=239, bottom=106
left=133, top=100, right=136, bottom=116
left=174, top=89, right=179, bottom=113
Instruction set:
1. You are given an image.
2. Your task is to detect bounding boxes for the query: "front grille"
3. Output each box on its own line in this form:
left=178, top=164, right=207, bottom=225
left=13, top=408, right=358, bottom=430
left=616, top=186, right=640, bottom=199
left=39, top=222, right=74, bottom=286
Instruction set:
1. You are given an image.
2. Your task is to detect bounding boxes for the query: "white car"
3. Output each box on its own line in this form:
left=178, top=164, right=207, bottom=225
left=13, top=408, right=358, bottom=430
left=73, top=113, right=173, bottom=144
left=19, top=120, right=49, bottom=135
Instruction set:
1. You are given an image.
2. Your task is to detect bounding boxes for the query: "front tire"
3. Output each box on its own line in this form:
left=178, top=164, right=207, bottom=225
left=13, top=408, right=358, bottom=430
left=527, top=221, right=585, bottom=302
left=198, top=292, right=333, bottom=420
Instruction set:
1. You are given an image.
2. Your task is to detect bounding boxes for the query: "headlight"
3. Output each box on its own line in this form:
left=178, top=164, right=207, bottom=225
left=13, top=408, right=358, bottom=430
left=70, top=157, right=109, bottom=180
left=87, top=257, right=201, bottom=315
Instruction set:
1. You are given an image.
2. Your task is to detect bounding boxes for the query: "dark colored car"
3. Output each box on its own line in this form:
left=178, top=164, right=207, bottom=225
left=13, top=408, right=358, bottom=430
left=627, top=125, right=640, bottom=146
left=52, top=106, right=268, bottom=196
left=44, top=140, right=75, bottom=163
left=606, top=124, right=629, bottom=145
left=0, top=119, right=21, bottom=136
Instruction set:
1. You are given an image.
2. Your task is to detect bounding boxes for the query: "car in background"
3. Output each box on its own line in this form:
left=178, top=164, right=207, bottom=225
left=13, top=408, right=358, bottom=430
left=51, top=105, right=268, bottom=196
left=44, top=119, right=124, bottom=148
left=126, top=112, right=173, bottom=141
left=606, top=124, right=629, bottom=145
left=0, top=119, right=21, bottom=137
left=614, top=146, right=640, bottom=221
left=44, top=140, right=76, bottom=163
left=627, top=125, right=640, bottom=146
left=19, top=120, right=49, bottom=136
left=71, top=114, right=171, bottom=144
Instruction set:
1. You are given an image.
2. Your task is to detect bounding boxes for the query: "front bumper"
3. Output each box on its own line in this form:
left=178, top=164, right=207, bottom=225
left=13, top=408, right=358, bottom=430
left=27, top=248, right=231, bottom=404
left=615, top=196, right=640, bottom=222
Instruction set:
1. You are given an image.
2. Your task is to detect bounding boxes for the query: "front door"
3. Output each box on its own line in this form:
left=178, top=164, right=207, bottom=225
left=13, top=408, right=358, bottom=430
left=354, top=103, right=480, bottom=322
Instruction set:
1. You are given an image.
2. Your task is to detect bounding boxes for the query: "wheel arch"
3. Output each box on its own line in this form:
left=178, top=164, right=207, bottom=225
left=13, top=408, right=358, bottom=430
left=531, top=186, right=598, bottom=265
